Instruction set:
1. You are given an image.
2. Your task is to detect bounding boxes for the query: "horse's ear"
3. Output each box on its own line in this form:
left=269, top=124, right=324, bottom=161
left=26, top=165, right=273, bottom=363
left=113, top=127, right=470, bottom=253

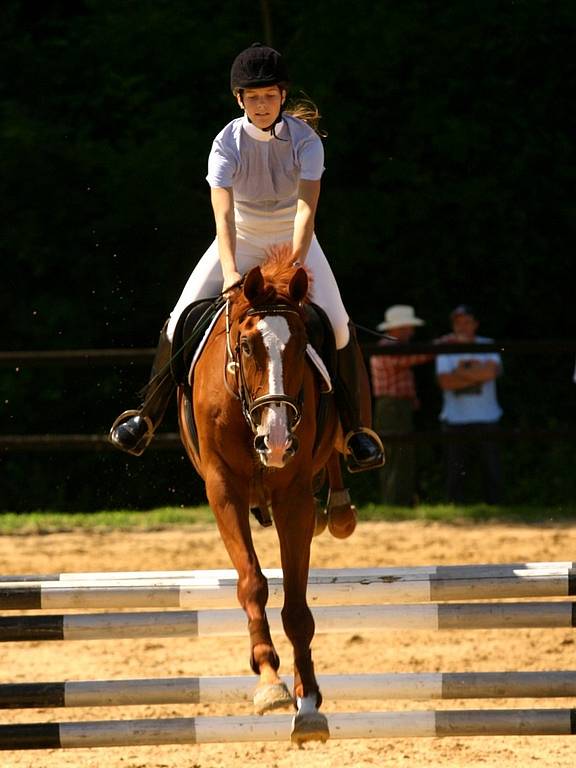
left=289, top=267, right=308, bottom=303
left=243, top=267, right=265, bottom=302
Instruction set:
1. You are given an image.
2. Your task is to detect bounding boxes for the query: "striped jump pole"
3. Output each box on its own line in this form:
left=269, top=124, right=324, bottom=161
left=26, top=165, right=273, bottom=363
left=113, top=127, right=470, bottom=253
left=1, top=709, right=576, bottom=749
left=0, top=560, right=576, bottom=582
left=0, top=566, right=574, bottom=610
left=1, top=601, right=576, bottom=642
left=2, top=671, right=576, bottom=710
left=1, top=561, right=574, bottom=582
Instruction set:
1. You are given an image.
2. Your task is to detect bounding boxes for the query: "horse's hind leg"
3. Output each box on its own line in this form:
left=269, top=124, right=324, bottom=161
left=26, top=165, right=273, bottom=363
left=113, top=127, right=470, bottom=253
left=273, top=485, right=329, bottom=744
left=205, top=467, right=292, bottom=714
left=311, top=469, right=328, bottom=537
left=326, top=449, right=358, bottom=539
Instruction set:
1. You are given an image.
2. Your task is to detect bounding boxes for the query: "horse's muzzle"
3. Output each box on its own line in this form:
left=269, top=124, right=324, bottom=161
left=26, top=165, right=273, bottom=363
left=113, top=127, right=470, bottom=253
left=254, top=433, right=299, bottom=468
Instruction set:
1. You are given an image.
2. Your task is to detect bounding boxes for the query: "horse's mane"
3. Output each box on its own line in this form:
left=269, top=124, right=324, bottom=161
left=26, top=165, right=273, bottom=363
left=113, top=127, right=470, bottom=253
left=260, top=244, right=312, bottom=295
left=234, top=243, right=312, bottom=314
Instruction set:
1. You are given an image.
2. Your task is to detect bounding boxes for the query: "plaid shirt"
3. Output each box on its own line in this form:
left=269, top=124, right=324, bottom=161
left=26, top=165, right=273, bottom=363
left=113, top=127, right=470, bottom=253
left=369, top=340, right=433, bottom=406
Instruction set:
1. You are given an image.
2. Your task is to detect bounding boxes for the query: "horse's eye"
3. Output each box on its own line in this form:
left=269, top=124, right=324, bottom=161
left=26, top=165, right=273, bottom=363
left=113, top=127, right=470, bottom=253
left=240, top=338, right=252, bottom=356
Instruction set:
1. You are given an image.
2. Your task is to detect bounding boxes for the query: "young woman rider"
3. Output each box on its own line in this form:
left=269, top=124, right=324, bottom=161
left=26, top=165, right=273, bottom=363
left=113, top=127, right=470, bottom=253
left=110, top=43, right=383, bottom=472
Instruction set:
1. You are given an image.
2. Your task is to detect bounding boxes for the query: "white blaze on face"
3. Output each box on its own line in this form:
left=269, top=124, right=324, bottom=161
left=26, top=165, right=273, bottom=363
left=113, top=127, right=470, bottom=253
left=256, top=316, right=291, bottom=466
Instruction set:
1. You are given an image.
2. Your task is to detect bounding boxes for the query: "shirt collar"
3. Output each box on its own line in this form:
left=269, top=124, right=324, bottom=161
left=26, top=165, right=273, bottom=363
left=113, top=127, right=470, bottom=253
left=242, top=115, right=285, bottom=142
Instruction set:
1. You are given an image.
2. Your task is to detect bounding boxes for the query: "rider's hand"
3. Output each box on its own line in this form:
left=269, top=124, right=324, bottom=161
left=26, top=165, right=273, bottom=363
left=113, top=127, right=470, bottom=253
left=223, top=270, right=242, bottom=294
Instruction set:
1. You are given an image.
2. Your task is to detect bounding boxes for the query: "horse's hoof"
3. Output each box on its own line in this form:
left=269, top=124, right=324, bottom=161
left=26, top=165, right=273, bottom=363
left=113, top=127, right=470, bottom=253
left=290, top=711, right=330, bottom=745
left=328, top=504, right=358, bottom=539
left=253, top=681, right=293, bottom=714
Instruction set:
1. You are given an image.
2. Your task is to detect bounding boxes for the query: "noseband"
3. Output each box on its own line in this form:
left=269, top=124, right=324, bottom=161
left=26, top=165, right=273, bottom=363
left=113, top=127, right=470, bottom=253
left=227, top=301, right=304, bottom=435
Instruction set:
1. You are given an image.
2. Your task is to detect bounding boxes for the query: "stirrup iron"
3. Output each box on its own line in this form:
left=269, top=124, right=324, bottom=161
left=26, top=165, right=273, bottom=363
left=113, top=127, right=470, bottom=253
left=109, top=410, right=154, bottom=457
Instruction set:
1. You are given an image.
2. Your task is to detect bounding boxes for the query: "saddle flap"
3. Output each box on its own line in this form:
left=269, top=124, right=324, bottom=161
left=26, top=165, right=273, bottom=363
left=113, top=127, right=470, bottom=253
left=171, top=298, right=225, bottom=385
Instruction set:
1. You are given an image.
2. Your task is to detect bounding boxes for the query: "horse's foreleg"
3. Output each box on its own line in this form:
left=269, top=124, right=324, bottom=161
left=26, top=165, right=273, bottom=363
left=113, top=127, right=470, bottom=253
left=326, top=449, right=358, bottom=539
left=205, top=467, right=292, bottom=714
left=273, top=486, right=329, bottom=744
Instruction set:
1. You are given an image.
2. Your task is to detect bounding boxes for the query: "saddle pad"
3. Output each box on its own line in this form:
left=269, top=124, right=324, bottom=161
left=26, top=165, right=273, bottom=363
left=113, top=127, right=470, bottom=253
left=306, top=344, right=332, bottom=392
left=187, top=304, right=226, bottom=385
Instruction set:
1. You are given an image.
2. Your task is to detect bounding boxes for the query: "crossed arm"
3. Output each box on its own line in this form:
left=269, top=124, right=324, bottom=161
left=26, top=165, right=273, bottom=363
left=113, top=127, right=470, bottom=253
left=438, top=359, right=501, bottom=391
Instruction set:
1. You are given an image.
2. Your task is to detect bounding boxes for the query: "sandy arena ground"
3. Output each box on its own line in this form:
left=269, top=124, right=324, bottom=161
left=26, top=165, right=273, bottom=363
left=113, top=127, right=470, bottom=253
left=1, top=519, right=576, bottom=767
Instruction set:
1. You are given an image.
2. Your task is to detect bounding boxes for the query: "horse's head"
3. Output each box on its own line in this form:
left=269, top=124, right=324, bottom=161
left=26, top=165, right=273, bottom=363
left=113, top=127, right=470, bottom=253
left=232, top=253, right=309, bottom=469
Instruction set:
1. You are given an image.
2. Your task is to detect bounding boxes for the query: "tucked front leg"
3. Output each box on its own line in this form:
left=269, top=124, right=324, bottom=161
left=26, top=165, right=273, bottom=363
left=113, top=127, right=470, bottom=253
left=272, top=482, right=330, bottom=744
left=205, top=464, right=292, bottom=714
left=326, top=450, right=357, bottom=539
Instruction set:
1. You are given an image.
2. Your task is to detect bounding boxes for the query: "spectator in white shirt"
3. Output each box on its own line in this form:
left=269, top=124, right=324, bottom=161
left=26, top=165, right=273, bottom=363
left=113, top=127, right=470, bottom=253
left=436, top=305, right=503, bottom=504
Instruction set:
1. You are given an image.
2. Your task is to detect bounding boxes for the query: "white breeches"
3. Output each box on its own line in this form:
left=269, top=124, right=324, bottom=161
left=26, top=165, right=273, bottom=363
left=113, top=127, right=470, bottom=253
left=166, top=212, right=350, bottom=348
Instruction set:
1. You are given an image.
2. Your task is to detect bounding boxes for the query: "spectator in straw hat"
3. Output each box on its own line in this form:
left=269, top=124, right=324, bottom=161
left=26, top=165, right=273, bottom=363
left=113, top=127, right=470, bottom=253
left=369, top=305, right=433, bottom=506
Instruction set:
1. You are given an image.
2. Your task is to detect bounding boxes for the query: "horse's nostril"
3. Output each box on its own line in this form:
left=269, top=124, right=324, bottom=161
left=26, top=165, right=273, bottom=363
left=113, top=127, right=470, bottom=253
left=254, top=435, right=267, bottom=454
left=285, top=435, right=299, bottom=456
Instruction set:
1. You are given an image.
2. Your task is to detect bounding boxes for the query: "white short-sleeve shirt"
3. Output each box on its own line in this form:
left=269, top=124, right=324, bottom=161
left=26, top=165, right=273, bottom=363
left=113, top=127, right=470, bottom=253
left=436, top=337, right=503, bottom=424
left=206, top=115, right=324, bottom=216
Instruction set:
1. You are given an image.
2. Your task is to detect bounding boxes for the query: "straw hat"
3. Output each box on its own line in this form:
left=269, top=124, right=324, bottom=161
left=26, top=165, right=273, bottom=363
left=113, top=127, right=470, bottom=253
left=377, top=305, right=424, bottom=331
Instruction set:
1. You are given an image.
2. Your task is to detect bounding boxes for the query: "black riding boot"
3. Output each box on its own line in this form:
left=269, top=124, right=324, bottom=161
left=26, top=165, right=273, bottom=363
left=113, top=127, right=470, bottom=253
left=336, top=327, right=385, bottom=473
left=109, top=322, right=175, bottom=456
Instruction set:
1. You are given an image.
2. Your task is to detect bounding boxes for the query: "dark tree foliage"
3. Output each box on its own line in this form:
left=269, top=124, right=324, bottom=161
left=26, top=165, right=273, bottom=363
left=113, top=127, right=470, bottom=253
left=1, top=0, right=574, bottom=509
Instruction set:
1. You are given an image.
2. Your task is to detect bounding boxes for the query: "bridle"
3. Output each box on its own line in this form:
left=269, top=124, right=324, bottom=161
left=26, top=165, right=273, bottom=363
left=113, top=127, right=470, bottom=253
left=225, top=300, right=304, bottom=436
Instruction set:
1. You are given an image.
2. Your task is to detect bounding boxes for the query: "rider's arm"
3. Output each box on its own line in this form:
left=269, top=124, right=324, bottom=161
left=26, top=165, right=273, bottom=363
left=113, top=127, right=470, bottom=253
left=211, top=186, right=240, bottom=290
left=292, top=179, right=321, bottom=265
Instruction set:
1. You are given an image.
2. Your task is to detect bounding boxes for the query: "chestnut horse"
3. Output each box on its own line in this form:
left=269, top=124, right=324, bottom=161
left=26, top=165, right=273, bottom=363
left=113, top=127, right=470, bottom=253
left=178, top=247, right=360, bottom=743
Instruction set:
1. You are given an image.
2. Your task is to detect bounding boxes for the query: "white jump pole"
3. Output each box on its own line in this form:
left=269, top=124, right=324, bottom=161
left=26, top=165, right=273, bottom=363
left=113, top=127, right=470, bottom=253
left=0, top=568, right=573, bottom=610
left=1, top=601, right=574, bottom=642
left=1, top=709, right=575, bottom=749
left=2, top=671, right=576, bottom=709
left=1, top=561, right=573, bottom=583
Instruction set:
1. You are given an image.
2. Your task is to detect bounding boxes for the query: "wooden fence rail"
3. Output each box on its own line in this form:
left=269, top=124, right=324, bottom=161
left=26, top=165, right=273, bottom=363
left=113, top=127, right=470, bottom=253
left=1, top=340, right=576, bottom=368
left=1, top=341, right=574, bottom=452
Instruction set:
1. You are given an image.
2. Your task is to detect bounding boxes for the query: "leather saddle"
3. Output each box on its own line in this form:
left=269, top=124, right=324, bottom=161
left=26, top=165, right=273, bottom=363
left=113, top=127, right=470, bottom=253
left=173, top=298, right=336, bottom=392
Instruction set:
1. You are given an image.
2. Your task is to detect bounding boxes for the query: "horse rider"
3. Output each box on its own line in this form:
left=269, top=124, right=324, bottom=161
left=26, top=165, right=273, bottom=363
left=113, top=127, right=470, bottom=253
left=109, top=42, right=384, bottom=473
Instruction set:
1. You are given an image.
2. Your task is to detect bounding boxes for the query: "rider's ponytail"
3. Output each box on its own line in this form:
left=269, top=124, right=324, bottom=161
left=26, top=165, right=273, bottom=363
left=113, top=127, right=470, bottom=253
left=284, top=95, right=326, bottom=137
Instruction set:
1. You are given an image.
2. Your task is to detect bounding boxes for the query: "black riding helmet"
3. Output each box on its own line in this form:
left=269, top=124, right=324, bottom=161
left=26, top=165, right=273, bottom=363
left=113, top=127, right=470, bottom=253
left=230, top=42, right=289, bottom=92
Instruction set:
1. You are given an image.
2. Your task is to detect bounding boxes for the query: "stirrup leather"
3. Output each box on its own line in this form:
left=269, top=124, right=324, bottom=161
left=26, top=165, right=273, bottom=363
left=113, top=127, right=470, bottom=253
left=109, top=410, right=155, bottom=456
